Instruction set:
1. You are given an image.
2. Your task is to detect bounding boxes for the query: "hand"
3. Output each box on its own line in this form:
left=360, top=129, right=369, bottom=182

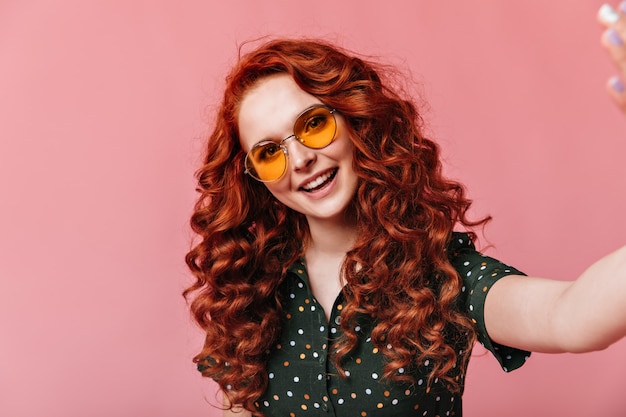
left=598, top=3, right=626, bottom=114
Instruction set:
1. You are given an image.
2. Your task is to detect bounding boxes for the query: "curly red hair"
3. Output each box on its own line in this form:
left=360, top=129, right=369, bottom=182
left=185, top=38, right=487, bottom=415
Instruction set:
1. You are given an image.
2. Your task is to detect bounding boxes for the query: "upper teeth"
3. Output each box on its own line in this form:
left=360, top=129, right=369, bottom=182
left=303, top=171, right=333, bottom=190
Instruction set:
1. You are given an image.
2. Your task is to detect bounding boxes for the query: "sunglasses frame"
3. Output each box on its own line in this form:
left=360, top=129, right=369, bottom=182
left=243, top=105, right=337, bottom=183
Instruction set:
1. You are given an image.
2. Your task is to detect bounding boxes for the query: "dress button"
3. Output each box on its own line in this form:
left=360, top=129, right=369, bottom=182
left=322, top=402, right=329, bottom=411
left=319, top=356, right=325, bottom=365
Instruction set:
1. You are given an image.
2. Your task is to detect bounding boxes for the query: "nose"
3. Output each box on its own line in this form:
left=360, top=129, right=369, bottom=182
left=284, top=138, right=316, bottom=172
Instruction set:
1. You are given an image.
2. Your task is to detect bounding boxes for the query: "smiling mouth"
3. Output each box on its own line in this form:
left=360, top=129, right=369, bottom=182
left=300, top=168, right=338, bottom=192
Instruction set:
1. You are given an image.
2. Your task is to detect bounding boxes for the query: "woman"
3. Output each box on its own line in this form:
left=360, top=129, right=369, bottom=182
left=185, top=4, right=626, bottom=416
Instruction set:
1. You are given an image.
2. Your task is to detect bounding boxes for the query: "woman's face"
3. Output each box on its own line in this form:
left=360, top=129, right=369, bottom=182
left=238, top=74, right=358, bottom=225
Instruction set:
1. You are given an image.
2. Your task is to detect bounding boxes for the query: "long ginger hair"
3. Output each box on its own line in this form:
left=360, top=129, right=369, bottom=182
left=185, top=38, right=486, bottom=415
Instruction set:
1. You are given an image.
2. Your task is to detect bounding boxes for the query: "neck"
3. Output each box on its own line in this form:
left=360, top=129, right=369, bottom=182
left=305, top=215, right=357, bottom=257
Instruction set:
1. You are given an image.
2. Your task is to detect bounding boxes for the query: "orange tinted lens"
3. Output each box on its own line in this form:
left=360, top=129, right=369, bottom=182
left=294, top=107, right=336, bottom=148
left=246, top=142, right=286, bottom=181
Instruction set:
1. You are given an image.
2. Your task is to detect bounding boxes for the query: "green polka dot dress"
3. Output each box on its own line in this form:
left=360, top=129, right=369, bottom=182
left=215, top=232, right=530, bottom=416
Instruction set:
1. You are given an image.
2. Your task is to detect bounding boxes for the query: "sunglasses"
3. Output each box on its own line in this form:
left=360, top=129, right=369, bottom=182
left=243, top=105, right=337, bottom=182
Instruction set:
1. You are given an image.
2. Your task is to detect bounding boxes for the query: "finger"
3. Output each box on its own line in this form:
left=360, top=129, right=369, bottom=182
left=601, top=27, right=626, bottom=73
left=606, top=76, right=626, bottom=114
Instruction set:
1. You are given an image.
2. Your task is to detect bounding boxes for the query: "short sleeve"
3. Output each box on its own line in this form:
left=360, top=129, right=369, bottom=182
left=448, top=232, right=531, bottom=372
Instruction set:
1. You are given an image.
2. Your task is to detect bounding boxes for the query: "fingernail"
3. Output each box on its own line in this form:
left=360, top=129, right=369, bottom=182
left=599, top=4, right=620, bottom=24
left=607, top=28, right=624, bottom=45
left=610, top=76, right=625, bottom=93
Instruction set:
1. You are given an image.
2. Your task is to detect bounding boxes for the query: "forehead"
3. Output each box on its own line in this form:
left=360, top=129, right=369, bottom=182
left=237, top=74, right=322, bottom=150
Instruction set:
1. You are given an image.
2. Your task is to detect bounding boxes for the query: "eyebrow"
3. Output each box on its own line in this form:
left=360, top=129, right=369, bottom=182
left=250, top=103, right=325, bottom=147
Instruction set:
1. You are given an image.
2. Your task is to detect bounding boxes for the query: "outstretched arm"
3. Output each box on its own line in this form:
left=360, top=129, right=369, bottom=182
left=599, top=3, right=626, bottom=114
left=484, top=245, right=626, bottom=353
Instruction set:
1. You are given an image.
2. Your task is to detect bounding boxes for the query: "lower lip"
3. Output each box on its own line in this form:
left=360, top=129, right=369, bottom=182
left=301, top=170, right=338, bottom=200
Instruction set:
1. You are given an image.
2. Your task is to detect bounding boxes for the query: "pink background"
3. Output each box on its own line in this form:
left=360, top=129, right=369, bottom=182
left=1, top=1, right=625, bottom=416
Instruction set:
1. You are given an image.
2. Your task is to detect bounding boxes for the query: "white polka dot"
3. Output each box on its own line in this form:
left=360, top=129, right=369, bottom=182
left=392, top=399, right=399, bottom=405
left=318, top=374, right=323, bottom=380
left=263, top=401, right=269, bottom=407
left=424, top=360, right=430, bottom=366
left=226, top=384, right=233, bottom=390
left=355, top=326, right=361, bottom=332
left=314, top=403, right=320, bottom=408
left=398, top=367, right=405, bottom=374
left=298, top=282, right=304, bottom=288
left=331, top=328, right=337, bottom=334
left=311, top=306, right=316, bottom=311
left=320, top=326, right=325, bottom=332
left=290, top=293, right=296, bottom=299
left=436, top=396, right=440, bottom=402
left=293, top=376, right=300, bottom=382
left=461, top=286, right=466, bottom=292
left=338, top=399, right=344, bottom=405
left=290, top=340, right=296, bottom=346
left=463, top=261, right=470, bottom=266
left=269, top=373, right=274, bottom=379
left=466, top=271, right=472, bottom=277
left=287, top=391, right=293, bottom=397
left=469, top=305, right=474, bottom=311
left=418, top=379, right=424, bottom=385
left=372, top=373, right=379, bottom=379
left=386, top=344, right=392, bottom=350
left=345, top=370, right=351, bottom=376
left=298, top=329, right=304, bottom=335
left=313, top=352, right=319, bottom=358
left=365, top=388, right=372, bottom=395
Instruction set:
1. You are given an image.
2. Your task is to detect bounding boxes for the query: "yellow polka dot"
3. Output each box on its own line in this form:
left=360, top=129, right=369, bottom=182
left=286, top=313, right=292, bottom=319
left=300, top=353, right=306, bottom=359
left=481, top=262, right=487, bottom=266
left=305, top=298, right=310, bottom=304
left=372, top=348, right=379, bottom=354
left=356, top=358, right=362, bottom=364
left=337, top=304, right=343, bottom=310
left=383, top=390, right=390, bottom=397
left=273, top=395, right=279, bottom=400
left=283, top=361, right=289, bottom=367
left=332, top=388, right=338, bottom=395
left=290, top=413, right=295, bottom=417
left=304, top=394, right=310, bottom=400
left=298, top=306, right=304, bottom=312
left=297, top=269, right=303, bottom=273
left=322, top=344, right=327, bottom=349
left=482, top=286, right=488, bottom=292
left=361, top=412, right=367, bottom=417
left=471, top=318, right=477, bottom=323
left=301, top=404, right=307, bottom=410
left=414, top=404, right=420, bottom=410
left=351, top=393, right=357, bottom=399
left=305, top=344, right=311, bottom=349
left=323, top=395, right=329, bottom=402
left=276, top=344, right=282, bottom=349
left=426, top=387, right=431, bottom=393
left=377, top=403, right=384, bottom=409
left=405, top=389, right=411, bottom=396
